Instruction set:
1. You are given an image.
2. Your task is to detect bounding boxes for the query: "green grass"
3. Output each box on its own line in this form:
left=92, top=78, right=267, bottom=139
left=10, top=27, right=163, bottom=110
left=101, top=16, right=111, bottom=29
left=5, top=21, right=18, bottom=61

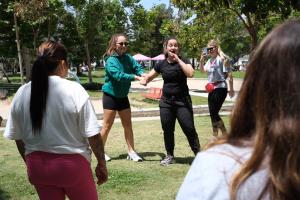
left=0, top=115, right=229, bottom=200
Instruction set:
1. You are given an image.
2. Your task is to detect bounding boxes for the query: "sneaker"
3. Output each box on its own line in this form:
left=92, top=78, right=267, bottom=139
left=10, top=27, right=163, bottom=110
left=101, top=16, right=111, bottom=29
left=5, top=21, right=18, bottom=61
left=127, top=151, right=143, bottom=162
left=160, top=155, right=174, bottom=166
left=105, top=154, right=111, bottom=162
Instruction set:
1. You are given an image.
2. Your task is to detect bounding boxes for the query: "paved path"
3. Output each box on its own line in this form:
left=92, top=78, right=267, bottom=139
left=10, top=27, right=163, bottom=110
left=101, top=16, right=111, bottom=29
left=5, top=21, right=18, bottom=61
left=0, top=78, right=243, bottom=128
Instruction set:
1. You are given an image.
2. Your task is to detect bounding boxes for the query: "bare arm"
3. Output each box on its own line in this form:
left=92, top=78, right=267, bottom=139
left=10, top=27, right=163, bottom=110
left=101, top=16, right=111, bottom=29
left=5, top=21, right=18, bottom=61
left=169, top=52, right=194, bottom=77
left=15, top=140, right=25, bottom=162
left=140, top=69, right=159, bottom=86
left=88, top=133, right=108, bottom=185
left=199, top=53, right=207, bottom=73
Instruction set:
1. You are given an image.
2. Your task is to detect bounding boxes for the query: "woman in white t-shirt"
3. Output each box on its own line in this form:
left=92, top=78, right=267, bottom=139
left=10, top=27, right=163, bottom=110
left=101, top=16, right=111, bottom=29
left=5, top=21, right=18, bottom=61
left=199, top=40, right=234, bottom=136
left=4, top=41, right=108, bottom=200
left=177, top=20, right=300, bottom=200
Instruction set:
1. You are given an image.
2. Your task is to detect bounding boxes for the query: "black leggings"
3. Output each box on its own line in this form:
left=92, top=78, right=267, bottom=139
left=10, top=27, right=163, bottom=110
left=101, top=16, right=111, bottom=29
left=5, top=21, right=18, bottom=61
left=208, top=88, right=228, bottom=123
left=159, top=95, right=200, bottom=156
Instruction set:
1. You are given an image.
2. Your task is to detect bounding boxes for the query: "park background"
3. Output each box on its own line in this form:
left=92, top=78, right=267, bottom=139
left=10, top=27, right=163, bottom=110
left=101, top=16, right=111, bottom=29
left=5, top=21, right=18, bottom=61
left=1, top=0, right=300, bottom=199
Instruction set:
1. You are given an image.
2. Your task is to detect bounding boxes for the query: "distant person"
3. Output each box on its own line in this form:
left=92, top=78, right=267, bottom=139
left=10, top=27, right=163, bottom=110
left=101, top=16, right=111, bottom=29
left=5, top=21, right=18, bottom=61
left=141, top=37, right=201, bottom=166
left=101, top=33, right=145, bottom=162
left=239, top=63, right=247, bottom=71
left=199, top=39, right=234, bottom=136
left=177, top=19, right=300, bottom=200
left=4, top=41, right=108, bottom=200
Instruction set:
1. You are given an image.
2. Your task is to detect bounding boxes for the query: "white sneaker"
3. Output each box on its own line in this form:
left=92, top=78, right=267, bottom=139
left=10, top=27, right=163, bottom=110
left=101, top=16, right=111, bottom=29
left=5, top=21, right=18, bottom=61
left=105, top=154, right=111, bottom=162
left=127, top=151, right=142, bottom=162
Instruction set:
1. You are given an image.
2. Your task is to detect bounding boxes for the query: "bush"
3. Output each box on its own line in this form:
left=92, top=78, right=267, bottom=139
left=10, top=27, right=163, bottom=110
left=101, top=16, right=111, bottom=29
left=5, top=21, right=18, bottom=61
left=81, top=82, right=102, bottom=90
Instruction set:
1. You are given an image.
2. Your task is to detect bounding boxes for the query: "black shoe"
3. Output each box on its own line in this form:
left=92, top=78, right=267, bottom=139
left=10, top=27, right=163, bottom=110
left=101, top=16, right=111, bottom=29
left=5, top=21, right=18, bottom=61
left=160, top=155, right=174, bottom=166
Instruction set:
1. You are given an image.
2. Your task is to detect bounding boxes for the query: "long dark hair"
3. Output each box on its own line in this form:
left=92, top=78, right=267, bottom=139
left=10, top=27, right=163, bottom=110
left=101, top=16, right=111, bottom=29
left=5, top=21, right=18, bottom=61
left=228, top=20, right=300, bottom=199
left=30, top=41, right=67, bottom=134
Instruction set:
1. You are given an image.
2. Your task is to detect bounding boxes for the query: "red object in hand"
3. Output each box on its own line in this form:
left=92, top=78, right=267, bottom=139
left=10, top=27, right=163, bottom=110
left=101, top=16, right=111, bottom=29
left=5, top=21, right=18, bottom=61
left=205, top=83, right=215, bottom=93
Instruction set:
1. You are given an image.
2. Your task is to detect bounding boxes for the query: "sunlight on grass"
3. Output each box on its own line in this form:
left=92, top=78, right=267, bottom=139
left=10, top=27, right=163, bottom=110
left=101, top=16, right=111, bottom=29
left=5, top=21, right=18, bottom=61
left=0, top=115, right=230, bottom=200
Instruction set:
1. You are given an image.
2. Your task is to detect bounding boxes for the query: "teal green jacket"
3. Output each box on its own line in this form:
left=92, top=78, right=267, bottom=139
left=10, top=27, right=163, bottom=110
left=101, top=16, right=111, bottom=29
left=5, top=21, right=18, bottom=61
left=102, top=53, right=144, bottom=98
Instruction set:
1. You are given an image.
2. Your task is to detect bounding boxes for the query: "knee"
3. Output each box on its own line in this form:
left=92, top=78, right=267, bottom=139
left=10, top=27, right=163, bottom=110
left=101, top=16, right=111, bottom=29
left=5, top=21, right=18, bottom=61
left=101, top=125, right=112, bottom=136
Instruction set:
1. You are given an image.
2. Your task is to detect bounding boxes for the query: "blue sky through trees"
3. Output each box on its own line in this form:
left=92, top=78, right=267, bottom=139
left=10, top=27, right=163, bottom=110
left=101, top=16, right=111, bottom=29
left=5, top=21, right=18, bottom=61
left=140, top=0, right=169, bottom=10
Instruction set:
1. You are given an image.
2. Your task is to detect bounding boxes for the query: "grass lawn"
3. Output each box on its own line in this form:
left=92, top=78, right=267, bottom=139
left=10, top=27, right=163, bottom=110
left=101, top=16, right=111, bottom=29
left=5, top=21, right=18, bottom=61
left=0, top=115, right=229, bottom=200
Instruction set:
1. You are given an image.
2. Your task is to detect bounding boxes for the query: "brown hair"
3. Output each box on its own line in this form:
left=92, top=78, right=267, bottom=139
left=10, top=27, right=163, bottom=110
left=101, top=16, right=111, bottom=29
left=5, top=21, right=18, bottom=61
left=104, top=33, right=127, bottom=57
left=225, top=19, right=300, bottom=200
left=30, top=41, right=67, bottom=134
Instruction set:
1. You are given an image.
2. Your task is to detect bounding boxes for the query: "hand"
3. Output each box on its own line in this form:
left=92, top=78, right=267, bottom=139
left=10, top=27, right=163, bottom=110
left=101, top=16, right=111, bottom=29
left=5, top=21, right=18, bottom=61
left=139, top=77, right=147, bottom=86
left=140, top=73, right=147, bottom=77
left=168, top=52, right=179, bottom=62
left=135, top=75, right=143, bottom=81
left=200, top=53, right=207, bottom=63
left=95, top=162, right=108, bottom=185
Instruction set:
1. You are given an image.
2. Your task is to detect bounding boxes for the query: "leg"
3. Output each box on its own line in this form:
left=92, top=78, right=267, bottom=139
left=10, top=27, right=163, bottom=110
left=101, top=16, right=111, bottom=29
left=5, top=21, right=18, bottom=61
left=176, top=105, right=201, bottom=155
left=26, top=152, right=98, bottom=200
left=100, top=109, right=116, bottom=145
left=160, top=106, right=176, bottom=156
left=64, top=156, right=98, bottom=200
left=208, top=89, right=227, bottom=136
left=118, top=108, right=135, bottom=152
left=34, top=185, right=65, bottom=200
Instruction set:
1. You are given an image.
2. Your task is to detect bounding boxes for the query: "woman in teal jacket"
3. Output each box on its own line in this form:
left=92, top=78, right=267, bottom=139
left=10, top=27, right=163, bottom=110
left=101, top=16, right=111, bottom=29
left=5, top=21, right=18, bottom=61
left=101, top=33, right=145, bottom=162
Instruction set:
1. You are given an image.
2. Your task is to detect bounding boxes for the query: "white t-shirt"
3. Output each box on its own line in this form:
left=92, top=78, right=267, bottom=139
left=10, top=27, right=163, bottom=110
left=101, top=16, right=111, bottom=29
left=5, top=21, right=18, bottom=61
left=204, top=56, right=230, bottom=89
left=4, top=76, right=101, bottom=162
left=176, top=144, right=270, bottom=200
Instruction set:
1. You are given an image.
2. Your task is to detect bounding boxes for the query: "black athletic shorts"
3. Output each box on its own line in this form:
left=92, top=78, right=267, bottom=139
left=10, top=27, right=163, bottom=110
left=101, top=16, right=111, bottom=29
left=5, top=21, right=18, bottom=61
left=102, top=92, right=130, bottom=111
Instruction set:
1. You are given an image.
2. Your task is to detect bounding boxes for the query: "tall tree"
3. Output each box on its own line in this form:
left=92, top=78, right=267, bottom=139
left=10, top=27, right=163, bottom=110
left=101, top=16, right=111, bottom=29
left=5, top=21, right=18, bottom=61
left=171, top=0, right=300, bottom=50
left=66, top=0, right=126, bottom=83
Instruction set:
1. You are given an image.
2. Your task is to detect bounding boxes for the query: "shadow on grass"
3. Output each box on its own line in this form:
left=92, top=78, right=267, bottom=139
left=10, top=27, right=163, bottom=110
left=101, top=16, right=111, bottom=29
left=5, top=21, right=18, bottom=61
left=112, top=152, right=165, bottom=161
left=174, top=156, right=195, bottom=165
left=112, top=152, right=194, bottom=165
left=0, top=189, right=11, bottom=200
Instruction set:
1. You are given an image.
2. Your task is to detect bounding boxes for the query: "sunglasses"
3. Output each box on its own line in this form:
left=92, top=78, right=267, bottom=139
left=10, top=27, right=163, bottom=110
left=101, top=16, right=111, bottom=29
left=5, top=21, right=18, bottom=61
left=207, top=47, right=216, bottom=52
left=117, top=42, right=129, bottom=46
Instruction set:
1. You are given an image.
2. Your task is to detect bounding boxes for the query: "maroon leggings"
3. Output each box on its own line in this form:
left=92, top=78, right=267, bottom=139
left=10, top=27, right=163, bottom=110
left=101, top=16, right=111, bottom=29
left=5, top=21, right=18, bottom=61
left=26, top=151, right=98, bottom=200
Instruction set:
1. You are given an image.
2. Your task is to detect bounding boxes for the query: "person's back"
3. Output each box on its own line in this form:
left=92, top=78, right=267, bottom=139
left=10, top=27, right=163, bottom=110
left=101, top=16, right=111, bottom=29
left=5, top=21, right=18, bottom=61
left=177, top=144, right=269, bottom=200
left=4, top=41, right=108, bottom=200
left=177, top=19, right=300, bottom=200
left=8, top=76, right=93, bottom=160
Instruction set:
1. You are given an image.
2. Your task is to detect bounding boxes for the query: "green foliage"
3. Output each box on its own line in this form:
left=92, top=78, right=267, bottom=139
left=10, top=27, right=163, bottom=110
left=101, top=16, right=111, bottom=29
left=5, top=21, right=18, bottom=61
left=0, top=0, right=16, bottom=57
left=171, top=0, right=300, bottom=51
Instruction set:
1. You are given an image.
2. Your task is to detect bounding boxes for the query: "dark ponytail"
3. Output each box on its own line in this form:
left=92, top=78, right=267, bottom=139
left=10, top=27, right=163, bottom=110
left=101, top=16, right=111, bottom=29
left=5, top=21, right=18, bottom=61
left=30, top=41, right=67, bottom=134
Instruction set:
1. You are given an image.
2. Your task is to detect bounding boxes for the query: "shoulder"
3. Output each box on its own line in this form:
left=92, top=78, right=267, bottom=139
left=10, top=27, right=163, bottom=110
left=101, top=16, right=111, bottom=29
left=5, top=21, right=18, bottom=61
left=106, top=56, right=118, bottom=63
left=177, top=144, right=253, bottom=200
left=154, top=60, right=166, bottom=72
left=192, top=144, right=253, bottom=178
left=51, top=76, right=88, bottom=96
left=124, top=53, right=133, bottom=60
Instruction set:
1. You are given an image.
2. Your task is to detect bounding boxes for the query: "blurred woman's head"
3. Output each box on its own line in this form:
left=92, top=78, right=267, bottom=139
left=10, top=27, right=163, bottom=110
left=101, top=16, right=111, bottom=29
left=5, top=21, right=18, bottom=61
left=229, top=19, right=300, bottom=200
left=105, top=33, right=128, bottom=56
left=30, top=40, right=68, bottom=133
left=207, top=39, right=219, bottom=58
left=163, top=37, right=180, bottom=57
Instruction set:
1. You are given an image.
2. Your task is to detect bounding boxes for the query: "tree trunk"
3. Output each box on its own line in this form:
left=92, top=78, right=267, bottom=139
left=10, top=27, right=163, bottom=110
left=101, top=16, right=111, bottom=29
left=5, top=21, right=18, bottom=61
left=84, top=40, right=93, bottom=83
left=0, top=64, right=11, bottom=83
left=48, top=15, right=51, bottom=40
left=23, top=47, right=34, bottom=82
left=14, top=13, right=24, bottom=84
left=248, top=26, right=258, bottom=51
